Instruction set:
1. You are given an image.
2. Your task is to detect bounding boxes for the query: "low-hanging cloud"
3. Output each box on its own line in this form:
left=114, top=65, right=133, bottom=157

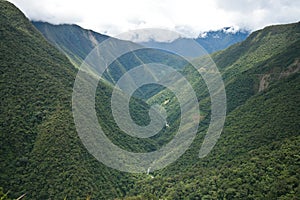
left=8, top=0, right=300, bottom=38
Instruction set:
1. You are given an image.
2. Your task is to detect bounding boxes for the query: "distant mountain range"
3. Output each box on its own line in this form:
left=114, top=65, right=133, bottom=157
left=195, top=27, right=250, bottom=53
left=140, top=27, right=249, bottom=56
left=33, top=21, right=249, bottom=59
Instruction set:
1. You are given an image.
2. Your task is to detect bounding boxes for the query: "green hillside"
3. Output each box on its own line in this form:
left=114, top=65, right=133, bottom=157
left=32, top=21, right=109, bottom=68
left=33, top=22, right=189, bottom=99
left=0, top=1, right=159, bottom=199
left=214, top=22, right=300, bottom=112
left=125, top=71, right=300, bottom=199
left=150, top=22, right=300, bottom=115
left=123, top=23, right=300, bottom=199
left=1, top=0, right=299, bottom=199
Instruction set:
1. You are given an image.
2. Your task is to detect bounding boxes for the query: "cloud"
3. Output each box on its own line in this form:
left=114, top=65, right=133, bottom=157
left=8, top=0, right=300, bottom=38
left=117, top=28, right=181, bottom=42
left=215, top=0, right=300, bottom=30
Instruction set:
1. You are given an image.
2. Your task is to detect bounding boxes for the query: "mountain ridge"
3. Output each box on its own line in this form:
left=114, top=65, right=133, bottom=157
left=138, top=28, right=249, bottom=56
left=32, top=21, right=110, bottom=68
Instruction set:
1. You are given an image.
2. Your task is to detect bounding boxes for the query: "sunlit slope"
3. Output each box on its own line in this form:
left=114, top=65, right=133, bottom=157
left=124, top=22, right=300, bottom=199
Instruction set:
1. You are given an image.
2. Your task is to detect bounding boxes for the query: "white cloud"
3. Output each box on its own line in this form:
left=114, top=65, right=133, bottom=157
left=8, top=0, right=300, bottom=38
left=117, top=28, right=181, bottom=42
left=215, top=0, right=300, bottom=30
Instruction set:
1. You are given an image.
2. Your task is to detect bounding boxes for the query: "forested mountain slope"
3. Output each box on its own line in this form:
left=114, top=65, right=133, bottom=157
left=32, top=21, right=109, bottom=68
left=124, top=22, right=300, bottom=199
left=1, top=0, right=299, bottom=199
left=33, top=21, right=190, bottom=99
left=0, top=1, right=155, bottom=199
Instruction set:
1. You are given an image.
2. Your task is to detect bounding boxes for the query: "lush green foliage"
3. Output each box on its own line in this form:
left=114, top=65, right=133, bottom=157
left=32, top=21, right=109, bottom=68
left=0, top=187, right=11, bottom=200
left=33, top=22, right=189, bottom=99
left=1, top=1, right=299, bottom=199
left=123, top=22, right=300, bottom=199
left=0, top=1, right=144, bottom=199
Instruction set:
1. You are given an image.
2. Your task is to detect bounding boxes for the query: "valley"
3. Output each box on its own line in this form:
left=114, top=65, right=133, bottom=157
left=0, top=1, right=299, bottom=199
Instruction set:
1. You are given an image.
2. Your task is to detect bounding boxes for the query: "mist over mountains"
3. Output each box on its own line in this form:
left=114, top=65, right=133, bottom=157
left=33, top=21, right=249, bottom=59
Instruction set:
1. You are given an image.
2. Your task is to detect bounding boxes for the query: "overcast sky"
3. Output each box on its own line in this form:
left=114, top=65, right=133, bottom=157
left=8, top=0, right=300, bottom=38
